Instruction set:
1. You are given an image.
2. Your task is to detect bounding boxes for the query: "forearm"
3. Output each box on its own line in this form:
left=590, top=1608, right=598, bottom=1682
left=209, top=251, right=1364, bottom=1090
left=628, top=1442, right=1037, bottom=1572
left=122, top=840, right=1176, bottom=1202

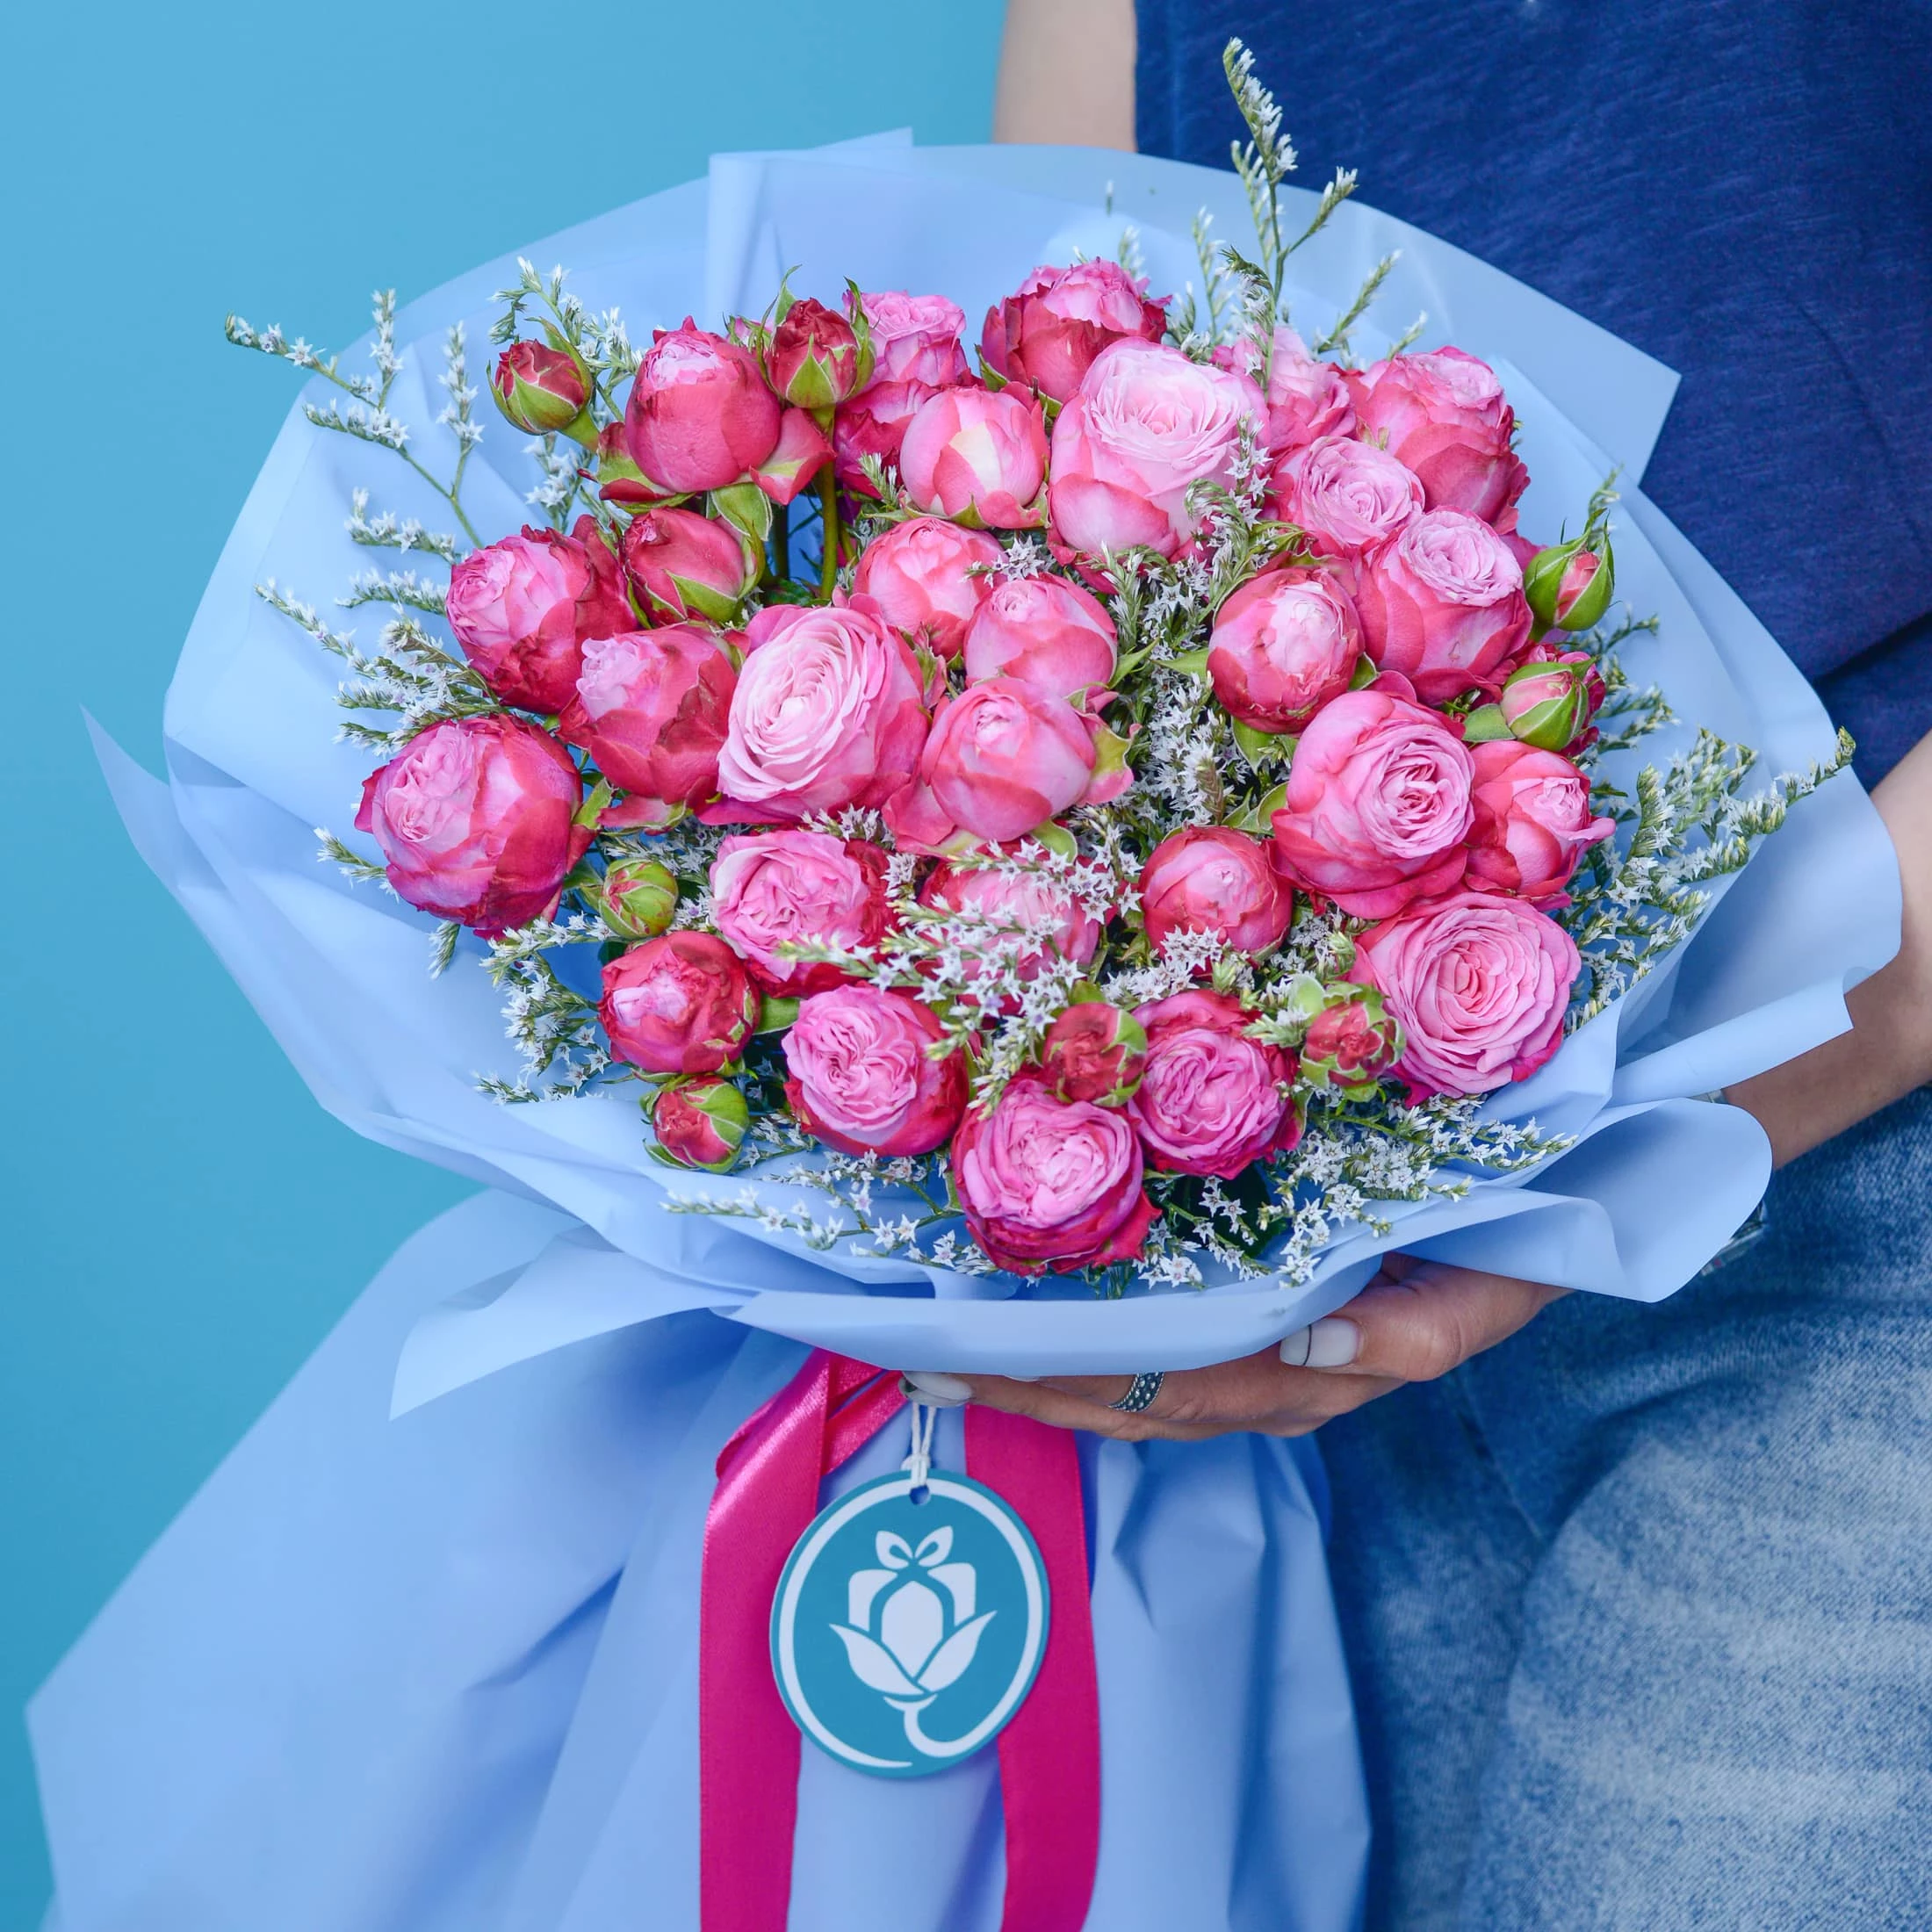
left=1726, top=730, right=1932, bottom=1164
left=993, top=0, right=1138, bottom=149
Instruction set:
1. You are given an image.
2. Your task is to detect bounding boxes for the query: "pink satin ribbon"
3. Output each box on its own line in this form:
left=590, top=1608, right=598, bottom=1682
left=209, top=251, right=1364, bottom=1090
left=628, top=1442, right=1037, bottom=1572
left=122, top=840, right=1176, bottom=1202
left=701, top=1350, right=1101, bottom=1931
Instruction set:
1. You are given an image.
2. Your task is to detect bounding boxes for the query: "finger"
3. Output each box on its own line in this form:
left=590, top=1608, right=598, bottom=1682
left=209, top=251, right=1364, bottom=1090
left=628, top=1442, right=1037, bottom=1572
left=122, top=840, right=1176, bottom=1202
left=1288, top=1259, right=1568, bottom=1382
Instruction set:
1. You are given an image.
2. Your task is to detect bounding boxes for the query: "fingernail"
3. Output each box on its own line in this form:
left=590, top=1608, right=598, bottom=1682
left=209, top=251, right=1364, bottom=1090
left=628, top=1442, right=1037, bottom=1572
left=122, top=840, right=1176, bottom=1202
left=1280, top=1318, right=1359, bottom=1369
left=903, top=1371, right=973, bottom=1407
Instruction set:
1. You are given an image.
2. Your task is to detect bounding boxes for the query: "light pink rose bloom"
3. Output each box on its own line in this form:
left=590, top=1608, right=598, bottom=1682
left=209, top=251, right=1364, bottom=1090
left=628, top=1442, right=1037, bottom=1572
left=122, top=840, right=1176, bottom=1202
left=1128, top=990, right=1299, bottom=1179
left=445, top=519, right=633, bottom=715
left=962, top=573, right=1118, bottom=701
left=1355, top=508, right=1533, bottom=703
left=1215, top=327, right=1356, bottom=452
left=709, top=831, right=890, bottom=997
left=783, top=984, right=965, bottom=1157
left=919, top=861, right=1103, bottom=1010
left=1139, top=826, right=1294, bottom=961
left=355, top=715, right=589, bottom=937
left=1208, top=568, right=1363, bottom=733
left=1463, top=740, right=1615, bottom=906
left=1048, top=338, right=1265, bottom=559
left=1270, top=688, right=1475, bottom=919
left=851, top=516, right=1004, bottom=659
left=833, top=292, right=970, bottom=491
left=1351, top=890, right=1580, bottom=1097
left=980, top=260, right=1168, bottom=405
left=1268, top=434, right=1424, bottom=565
left=621, top=507, right=759, bottom=623
left=889, top=678, right=1107, bottom=847
left=559, top=626, right=737, bottom=817
left=600, top=932, right=759, bottom=1076
left=1346, top=347, right=1529, bottom=530
left=899, top=386, right=1049, bottom=530
left=711, top=604, right=929, bottom=821
left=624, top=321, right=782, bottom=494
left=950, top=1071, right=1158, bottom=1275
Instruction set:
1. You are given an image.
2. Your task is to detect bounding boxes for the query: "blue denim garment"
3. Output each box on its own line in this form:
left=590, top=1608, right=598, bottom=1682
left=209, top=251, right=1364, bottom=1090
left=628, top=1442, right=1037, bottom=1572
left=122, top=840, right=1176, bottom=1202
left=1321, top=1085, right=1932, bottom=1929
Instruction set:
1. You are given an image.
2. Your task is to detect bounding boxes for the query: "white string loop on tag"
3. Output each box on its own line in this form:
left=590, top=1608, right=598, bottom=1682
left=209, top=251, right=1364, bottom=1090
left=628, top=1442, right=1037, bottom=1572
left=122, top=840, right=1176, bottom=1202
left=902, top=1400, right=938, bottom=1499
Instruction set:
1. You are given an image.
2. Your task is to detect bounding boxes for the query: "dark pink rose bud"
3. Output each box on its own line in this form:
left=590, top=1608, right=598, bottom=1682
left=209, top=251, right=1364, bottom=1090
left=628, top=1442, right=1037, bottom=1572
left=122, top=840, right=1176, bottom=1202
left=600, top=931, right=759, bottom=1075
left=1463, top=739, right=1616, bottom=906
left=651, top=1077, right=750, bottom=1171
left=710, top=830, right=891, bottom=997
left=491, top=338, right=593, bottom=437
left=1128, top=990, right=1300, bottom=1179
left=1345, top=347, right=1530, bottom=531
left=445, top=519, right=633, bottom=716
left=853, top=515, right=1004, bottom=658
left=559, top=626, right=738, bottom=818
left=1497, top=652, right=1604, bottom=752
left=951, top=1071, right=1158, bottom=1274
left=894, top=679, right=1099, bottom=846
left=1300, top=988, right=1404, bottom=1092
left=621, top=507, right=760, bottom=624
left=981, top=260, right=1169, bottom=405
left=767, top=297, right=873, bottom=412
left=1042, top=1000, right=1148, bottom=1107
left=1523, top=536, right=1616, bottom=633
left=1140, top=826, right=1295, bottom=960
left=1208, top=568, right=1363, bottom=733
left=962, top=573, right=1118, bottom=701
left=624, top=320, right=782, bottom=494
left=354, top=715, right=589, bottom=937
left=901, top=386, right=1049, bottom=530
left=783, top=984, right=966, bottom=1157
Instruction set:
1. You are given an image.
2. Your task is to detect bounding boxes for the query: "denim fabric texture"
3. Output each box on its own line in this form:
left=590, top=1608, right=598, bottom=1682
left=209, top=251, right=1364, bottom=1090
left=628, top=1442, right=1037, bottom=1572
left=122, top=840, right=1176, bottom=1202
left=1322, top=1086, right=1932, bottom=1930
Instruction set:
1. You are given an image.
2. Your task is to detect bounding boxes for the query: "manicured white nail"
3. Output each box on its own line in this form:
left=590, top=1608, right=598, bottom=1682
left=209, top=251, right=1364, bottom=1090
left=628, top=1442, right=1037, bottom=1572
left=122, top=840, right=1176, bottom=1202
left=903, top=1370, right=973, bottom=1407
left=1280, top=1318, right=1359, bottom=1369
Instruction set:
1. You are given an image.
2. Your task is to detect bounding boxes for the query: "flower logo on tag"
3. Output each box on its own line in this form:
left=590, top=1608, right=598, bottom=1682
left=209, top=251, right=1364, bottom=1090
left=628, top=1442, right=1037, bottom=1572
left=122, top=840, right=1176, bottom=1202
left=771, top=1473, right=1049, bottom=1777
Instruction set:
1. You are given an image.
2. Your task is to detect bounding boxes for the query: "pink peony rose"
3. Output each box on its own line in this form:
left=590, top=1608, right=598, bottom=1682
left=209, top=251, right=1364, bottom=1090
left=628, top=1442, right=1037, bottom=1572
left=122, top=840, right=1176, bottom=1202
left=833, top=292, right=970, bottom=491
left=889, top=678, right=1108, bottom=847
left=1354, top=508, right=1533, bottom=703
left=1139, top=826, right=1294, bottom=959
left=783, top=984, right=966, bottom=1157
left=711, top=604, right=929, bottom=820
left=652, top=1077, right=749, bottom=1171
left=1351, top=890, right=1580, bottom=1098
left=962, top=573, right=1118, bottom=701
left=1346, top=347, right=1529, bottom=530
left=1048, top=338, right=1265, bottom=559
left=1462, top=740, right=1615, bottom=906
left=918, top=861, right=1103, bottom=1008
left=1041, top=1001, right=1147, bottom=1107
left=355, top=715, right=589, bottom=937
left=1128, top=990, right=1299, bottom=1179
left=600, top=932, right=759, bottom=1076
left=559, top=626, right=737, bottom=817
left=1215, top=327, right=1355, bottom=452
left=765, top=297, right=871, bottom=410
left=1268, top=435, right=1424, bottom=565
left=709, top=830, right=890, bottom=997
left=445, top=519, right=633, bottom=716
left=624, top=321, right=782, bottom=494
left=1208, top=568, right=1364, bottom=733
left=1270, top=688, right=1475, bottom=919
left=980, top=260, right=1168, bottom=405
left=851, top=516, right=1004, bottom=659
left=899, top=386, right=1049, bottom=530
left=950, top=1071, right=1158, bottom=1275
left=621, top=507, right=759, bottom=624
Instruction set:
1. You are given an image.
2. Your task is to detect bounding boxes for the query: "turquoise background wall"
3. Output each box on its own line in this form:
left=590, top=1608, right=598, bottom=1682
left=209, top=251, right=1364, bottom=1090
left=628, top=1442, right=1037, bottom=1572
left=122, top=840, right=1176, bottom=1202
left=0, top=6, right=1003, bottom=1921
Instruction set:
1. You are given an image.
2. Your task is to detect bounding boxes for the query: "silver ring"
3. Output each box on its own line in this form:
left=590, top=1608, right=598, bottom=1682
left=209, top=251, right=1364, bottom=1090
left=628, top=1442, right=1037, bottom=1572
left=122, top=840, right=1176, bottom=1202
left=1108, top=1370, right=1165, bottom=1413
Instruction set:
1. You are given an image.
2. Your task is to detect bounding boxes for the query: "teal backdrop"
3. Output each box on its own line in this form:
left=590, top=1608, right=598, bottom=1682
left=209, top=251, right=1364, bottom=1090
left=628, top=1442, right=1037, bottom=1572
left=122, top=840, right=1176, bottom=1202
left=0, top=6, right=1003, bottom=1921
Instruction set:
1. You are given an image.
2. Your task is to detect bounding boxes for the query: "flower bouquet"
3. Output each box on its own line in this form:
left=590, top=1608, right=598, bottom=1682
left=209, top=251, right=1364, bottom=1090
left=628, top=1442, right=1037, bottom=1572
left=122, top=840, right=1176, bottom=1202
left=36, top=41, right=1899, bottom=1932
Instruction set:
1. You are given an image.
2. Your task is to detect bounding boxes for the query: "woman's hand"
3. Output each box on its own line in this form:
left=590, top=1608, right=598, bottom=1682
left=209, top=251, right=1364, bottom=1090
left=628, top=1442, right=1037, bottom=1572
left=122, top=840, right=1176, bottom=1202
left=911, top=1255, right=1566, bottom=1441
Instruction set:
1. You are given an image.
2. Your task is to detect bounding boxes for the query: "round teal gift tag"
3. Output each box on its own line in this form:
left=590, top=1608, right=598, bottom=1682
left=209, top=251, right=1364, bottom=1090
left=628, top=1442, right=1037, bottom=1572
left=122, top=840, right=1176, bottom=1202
left=770, top=1470, right=1050, bottom=1777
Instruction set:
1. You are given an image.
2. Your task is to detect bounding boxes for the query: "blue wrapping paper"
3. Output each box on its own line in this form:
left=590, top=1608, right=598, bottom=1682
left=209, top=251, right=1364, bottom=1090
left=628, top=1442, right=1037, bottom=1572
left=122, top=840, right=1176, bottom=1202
left=32, top=136, right=1902, bottom=1931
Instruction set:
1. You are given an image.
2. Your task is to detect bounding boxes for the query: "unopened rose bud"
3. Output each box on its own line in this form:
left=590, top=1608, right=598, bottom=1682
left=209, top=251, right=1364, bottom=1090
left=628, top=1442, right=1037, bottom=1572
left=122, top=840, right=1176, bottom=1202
left=651, top=1076, right=749, bottom=1171
left=1499, top=654, right=1600, bottom=753
left=1041, top=999, right=1148, bottom=1107
left=622, top=507, right=760, bottom=623
left=599, top=859, right=680, bottom=939
left=1524, top=535, right=1614, bottom=634
left=493, top=339, right=593, bottom=438
left=1300, top=987, right=1403, bottom=1092
left=767, top=297, right=873, bottom=414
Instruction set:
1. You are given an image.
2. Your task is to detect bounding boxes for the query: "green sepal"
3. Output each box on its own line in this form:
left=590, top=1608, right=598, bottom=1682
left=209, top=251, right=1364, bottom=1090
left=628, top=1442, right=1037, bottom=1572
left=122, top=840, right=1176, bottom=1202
left=709, top=482, right=774, bottom=545
left=756, top=994, right=801, bottom=1034
left=1460, top=703, right=1513, bottom=742
left=573, top=777, right=615, bottom=829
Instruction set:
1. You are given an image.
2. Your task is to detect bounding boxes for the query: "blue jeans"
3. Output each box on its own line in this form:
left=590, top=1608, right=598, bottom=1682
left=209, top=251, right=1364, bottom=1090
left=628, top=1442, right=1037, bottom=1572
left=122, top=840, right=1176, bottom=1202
left=1323, top=1085, right=1932, bottom=1929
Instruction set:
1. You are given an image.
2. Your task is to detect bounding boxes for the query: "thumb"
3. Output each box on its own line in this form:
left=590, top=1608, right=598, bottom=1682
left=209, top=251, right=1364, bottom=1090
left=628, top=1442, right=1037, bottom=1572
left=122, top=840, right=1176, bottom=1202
left=1290, top=1259, right=1568, bottom=1383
